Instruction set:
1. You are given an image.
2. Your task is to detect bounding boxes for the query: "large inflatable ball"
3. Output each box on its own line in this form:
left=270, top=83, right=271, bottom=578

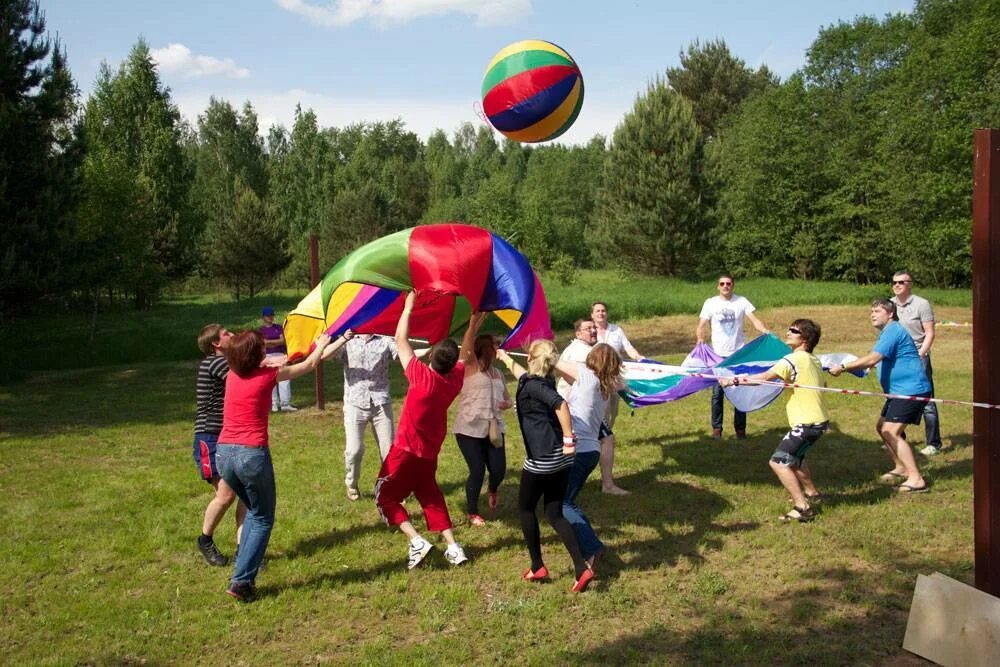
left=481, top=39, right=584, bottom=143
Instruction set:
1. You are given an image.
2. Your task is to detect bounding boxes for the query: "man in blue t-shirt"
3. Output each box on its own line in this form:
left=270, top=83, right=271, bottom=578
left=830, top=298, right=931, bottom=494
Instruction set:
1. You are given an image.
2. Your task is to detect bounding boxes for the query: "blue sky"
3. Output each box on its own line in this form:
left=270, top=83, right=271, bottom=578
left=43, top=0, right=915, bottom=145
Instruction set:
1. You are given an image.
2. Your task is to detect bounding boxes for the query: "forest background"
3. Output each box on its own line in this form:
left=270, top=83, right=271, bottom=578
left=2, top=0, right=999, bottom=322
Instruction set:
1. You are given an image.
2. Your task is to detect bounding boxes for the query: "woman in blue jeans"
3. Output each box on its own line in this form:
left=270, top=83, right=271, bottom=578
left=556, top=343, right=623, bottom=572
left=216, top=328, right=332, bottom=602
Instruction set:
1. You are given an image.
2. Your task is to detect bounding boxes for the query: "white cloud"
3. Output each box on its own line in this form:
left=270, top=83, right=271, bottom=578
left=150, top=44, right=251, bottom=80
left=171, top=86, right=623, bottom=146
left=275, top=0, right=532, bottom=28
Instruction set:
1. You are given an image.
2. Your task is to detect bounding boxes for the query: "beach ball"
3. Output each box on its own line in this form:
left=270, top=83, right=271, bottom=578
left=481, top=39, right=584, bottom=143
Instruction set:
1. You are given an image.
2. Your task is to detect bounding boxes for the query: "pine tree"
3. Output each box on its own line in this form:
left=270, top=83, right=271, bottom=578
left=0, top=0, right=78, bottom=316
left=591, top=80, right=704, bottom=275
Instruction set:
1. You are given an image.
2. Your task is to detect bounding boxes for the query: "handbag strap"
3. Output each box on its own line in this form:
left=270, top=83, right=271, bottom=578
left=487, top=368, right=498, bottom=419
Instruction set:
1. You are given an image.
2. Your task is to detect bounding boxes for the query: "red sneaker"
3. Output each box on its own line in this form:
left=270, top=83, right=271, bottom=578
left=572, top=567, right=595, bottom=593
left=522, top=566, right=549, bottom=582
left=487, top=491, right=498, bottom=512
left=468, top=514, right=486, bottom=526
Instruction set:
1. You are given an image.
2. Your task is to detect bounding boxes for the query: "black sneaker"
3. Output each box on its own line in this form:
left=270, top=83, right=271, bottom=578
left=198, top=535, right=228, bottom=566
left=226, top=581, right=257, bottom=603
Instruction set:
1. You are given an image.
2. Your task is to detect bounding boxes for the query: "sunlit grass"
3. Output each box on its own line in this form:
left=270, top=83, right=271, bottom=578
left=0, top=291, right=975, bottom=664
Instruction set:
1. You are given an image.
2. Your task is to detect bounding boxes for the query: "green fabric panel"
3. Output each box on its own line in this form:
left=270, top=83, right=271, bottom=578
left=481, top=50, right=573, bottom=97
left=320, top=228, right=413, bottom=305
left=720, top=333, right=792, bottom=368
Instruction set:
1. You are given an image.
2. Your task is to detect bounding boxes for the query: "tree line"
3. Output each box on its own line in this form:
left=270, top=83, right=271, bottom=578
left=2, top=0, right=996, bottom=319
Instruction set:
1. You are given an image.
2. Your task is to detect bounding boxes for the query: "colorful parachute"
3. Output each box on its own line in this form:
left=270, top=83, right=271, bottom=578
left=283, top=224, right=553, bottom=360
left=620, top=334, right=869, bottom=412
left=621, top=334, right=793, bottom=410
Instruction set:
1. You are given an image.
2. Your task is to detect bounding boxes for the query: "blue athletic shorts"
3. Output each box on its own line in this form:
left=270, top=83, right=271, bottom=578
left=193, top=433, right=220, bottom=481
left=880, top=396, right=929, bottom=425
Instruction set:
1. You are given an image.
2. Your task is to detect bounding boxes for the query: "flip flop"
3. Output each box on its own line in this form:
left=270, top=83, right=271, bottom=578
left=895, top=483, right=930, bottom=494
left=879, top=472, right=906, bottom=483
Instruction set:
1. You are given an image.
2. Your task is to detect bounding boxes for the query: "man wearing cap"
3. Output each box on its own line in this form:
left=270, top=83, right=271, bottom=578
left=890, top=271, right=943, bottom=455
left=259, top=307, right=296, bottom=412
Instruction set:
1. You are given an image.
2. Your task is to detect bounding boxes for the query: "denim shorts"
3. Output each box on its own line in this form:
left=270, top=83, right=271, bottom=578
left=771, top=422, right=829, bottom=467
left=193, top=433, right=220, bottom=481
left=880, top=396, right=929, bottom=425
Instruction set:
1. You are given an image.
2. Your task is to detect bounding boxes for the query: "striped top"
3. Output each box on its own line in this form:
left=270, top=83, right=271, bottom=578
left=515, top=375, right=572, bottom=475
left=194, top=355, right=229, bottom=434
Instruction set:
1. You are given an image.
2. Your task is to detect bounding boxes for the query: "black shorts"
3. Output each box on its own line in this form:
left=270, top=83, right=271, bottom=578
left=880, top=396, right=930, bottom=425
left=599, top=420, right=613, bottom=440
left=771, top=422, right=829, bottom=467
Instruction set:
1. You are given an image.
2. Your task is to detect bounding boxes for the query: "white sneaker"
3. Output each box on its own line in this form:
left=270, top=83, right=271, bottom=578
left=271, top=406, right=279, bottom=413
left=921, top=445, right=941, bottom=456
left=407, top=537, right=433, bottom=570
left=444, top=543, right=468, bottom=566
left=280, top=404, right=298, bottom=412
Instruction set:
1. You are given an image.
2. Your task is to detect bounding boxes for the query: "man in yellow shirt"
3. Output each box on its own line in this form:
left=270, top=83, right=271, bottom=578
left=721, top=319, right=829, bottom=522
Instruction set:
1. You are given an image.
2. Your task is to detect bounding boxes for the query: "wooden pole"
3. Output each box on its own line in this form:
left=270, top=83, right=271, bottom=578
left=973, top=128, right=1000, bottom=595
left=310, top=234, right=325, bottom=411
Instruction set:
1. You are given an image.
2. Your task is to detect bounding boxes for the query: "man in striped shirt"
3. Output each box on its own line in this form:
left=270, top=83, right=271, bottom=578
left=193, top=324, right=245, bottom=566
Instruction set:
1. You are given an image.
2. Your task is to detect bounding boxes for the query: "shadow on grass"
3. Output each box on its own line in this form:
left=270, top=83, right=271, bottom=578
left=630, top=426, right=971, bottom=510
left=556, top=557, right=944, bottom=665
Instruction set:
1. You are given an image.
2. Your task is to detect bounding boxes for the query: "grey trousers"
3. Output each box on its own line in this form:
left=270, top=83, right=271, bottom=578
left=343, top=401, right=395, bottom=490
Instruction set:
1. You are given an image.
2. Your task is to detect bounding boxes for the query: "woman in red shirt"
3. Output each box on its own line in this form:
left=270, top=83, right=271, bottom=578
left=217, top=329, right=332, bottom=602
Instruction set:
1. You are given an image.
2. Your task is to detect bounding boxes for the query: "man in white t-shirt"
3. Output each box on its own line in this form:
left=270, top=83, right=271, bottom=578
left=696, top=273, right=769, bottom=439
left=557, top=319, right=597, bottom=399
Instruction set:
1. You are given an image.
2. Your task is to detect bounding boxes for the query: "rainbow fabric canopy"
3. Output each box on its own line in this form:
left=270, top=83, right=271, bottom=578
left=284, top=224, right=553, bottom=360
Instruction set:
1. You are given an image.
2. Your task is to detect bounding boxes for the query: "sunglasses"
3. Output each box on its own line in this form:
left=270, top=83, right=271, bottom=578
left=892, top=280, right=911, bottom=285
left=718, top=281, right=733, bottom=286
left=787, top=327, right=802, bottom=335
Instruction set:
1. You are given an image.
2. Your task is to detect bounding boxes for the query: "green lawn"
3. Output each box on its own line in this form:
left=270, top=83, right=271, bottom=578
left=0, top=280, right=977, bottom=664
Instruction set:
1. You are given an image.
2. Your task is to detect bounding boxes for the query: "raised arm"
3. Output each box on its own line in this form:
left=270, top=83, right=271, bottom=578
left=320, top=329, right=353, bottom=361
left=623, top=340, right=644, bottom=361
left=555, top=359, right=579, bottom=384
left=829, top=350, right=884, bottom=377
left=747, top=312, right=769, bottom=335
left=395, top=291, right=417, bottom=369
left=496, top=348, right=526, bottom=380
left=719, top=368, right=780, bottom=388
left=696, top=318, right=709, bottom=344
left=278, top=332, right=332, bottom=382
left=461, top=312, right=487, bottom=375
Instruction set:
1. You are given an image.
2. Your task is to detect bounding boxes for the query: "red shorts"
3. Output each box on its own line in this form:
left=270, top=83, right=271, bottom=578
left=374, top=446, right=452, bottom=532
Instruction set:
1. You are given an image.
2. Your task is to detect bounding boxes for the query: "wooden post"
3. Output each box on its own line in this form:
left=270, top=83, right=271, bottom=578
left=310, top=234, right=325, bottom=411
left=973, top=128, right=1000, bottom=595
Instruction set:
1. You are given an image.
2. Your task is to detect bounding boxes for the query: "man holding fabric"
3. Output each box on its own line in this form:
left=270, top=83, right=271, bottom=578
left=696, top=274, right=769, bottom=439
left=890, top=271, right=943, bottom=456
left=829, top=298, right=931, bottom=493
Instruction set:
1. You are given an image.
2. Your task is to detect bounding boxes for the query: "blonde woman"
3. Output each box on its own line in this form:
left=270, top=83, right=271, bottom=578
left=496, top=341, right=594, bottom=593
left=453, top=334, right=512, bottom=524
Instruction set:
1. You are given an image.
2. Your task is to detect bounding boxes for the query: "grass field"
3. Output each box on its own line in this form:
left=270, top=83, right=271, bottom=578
left=0, top=277, right=976, bottom=664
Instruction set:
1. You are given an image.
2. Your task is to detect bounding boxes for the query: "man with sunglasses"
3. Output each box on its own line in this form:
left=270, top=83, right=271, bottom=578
left=890, top=271, right=943, bottom=456
left=697, top=274, right=769, bottom=439
left=829, top=299, right=930, bottom=493
left=719, top=320, right=828, bottom=522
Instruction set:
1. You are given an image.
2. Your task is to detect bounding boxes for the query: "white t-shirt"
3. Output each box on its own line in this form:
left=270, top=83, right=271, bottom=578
left=597, top=323, right=633, bottom=359
left=567, top=364, right=607, bottom=454
left=557, top=338, right=592, bottom=399
left=699, top=295, right=756, bottom=357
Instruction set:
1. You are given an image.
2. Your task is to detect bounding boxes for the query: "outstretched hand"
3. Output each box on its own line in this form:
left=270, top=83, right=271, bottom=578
left=314, top=332, right=332, bottom=349
left=403, top=291, right=417, bottom=311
